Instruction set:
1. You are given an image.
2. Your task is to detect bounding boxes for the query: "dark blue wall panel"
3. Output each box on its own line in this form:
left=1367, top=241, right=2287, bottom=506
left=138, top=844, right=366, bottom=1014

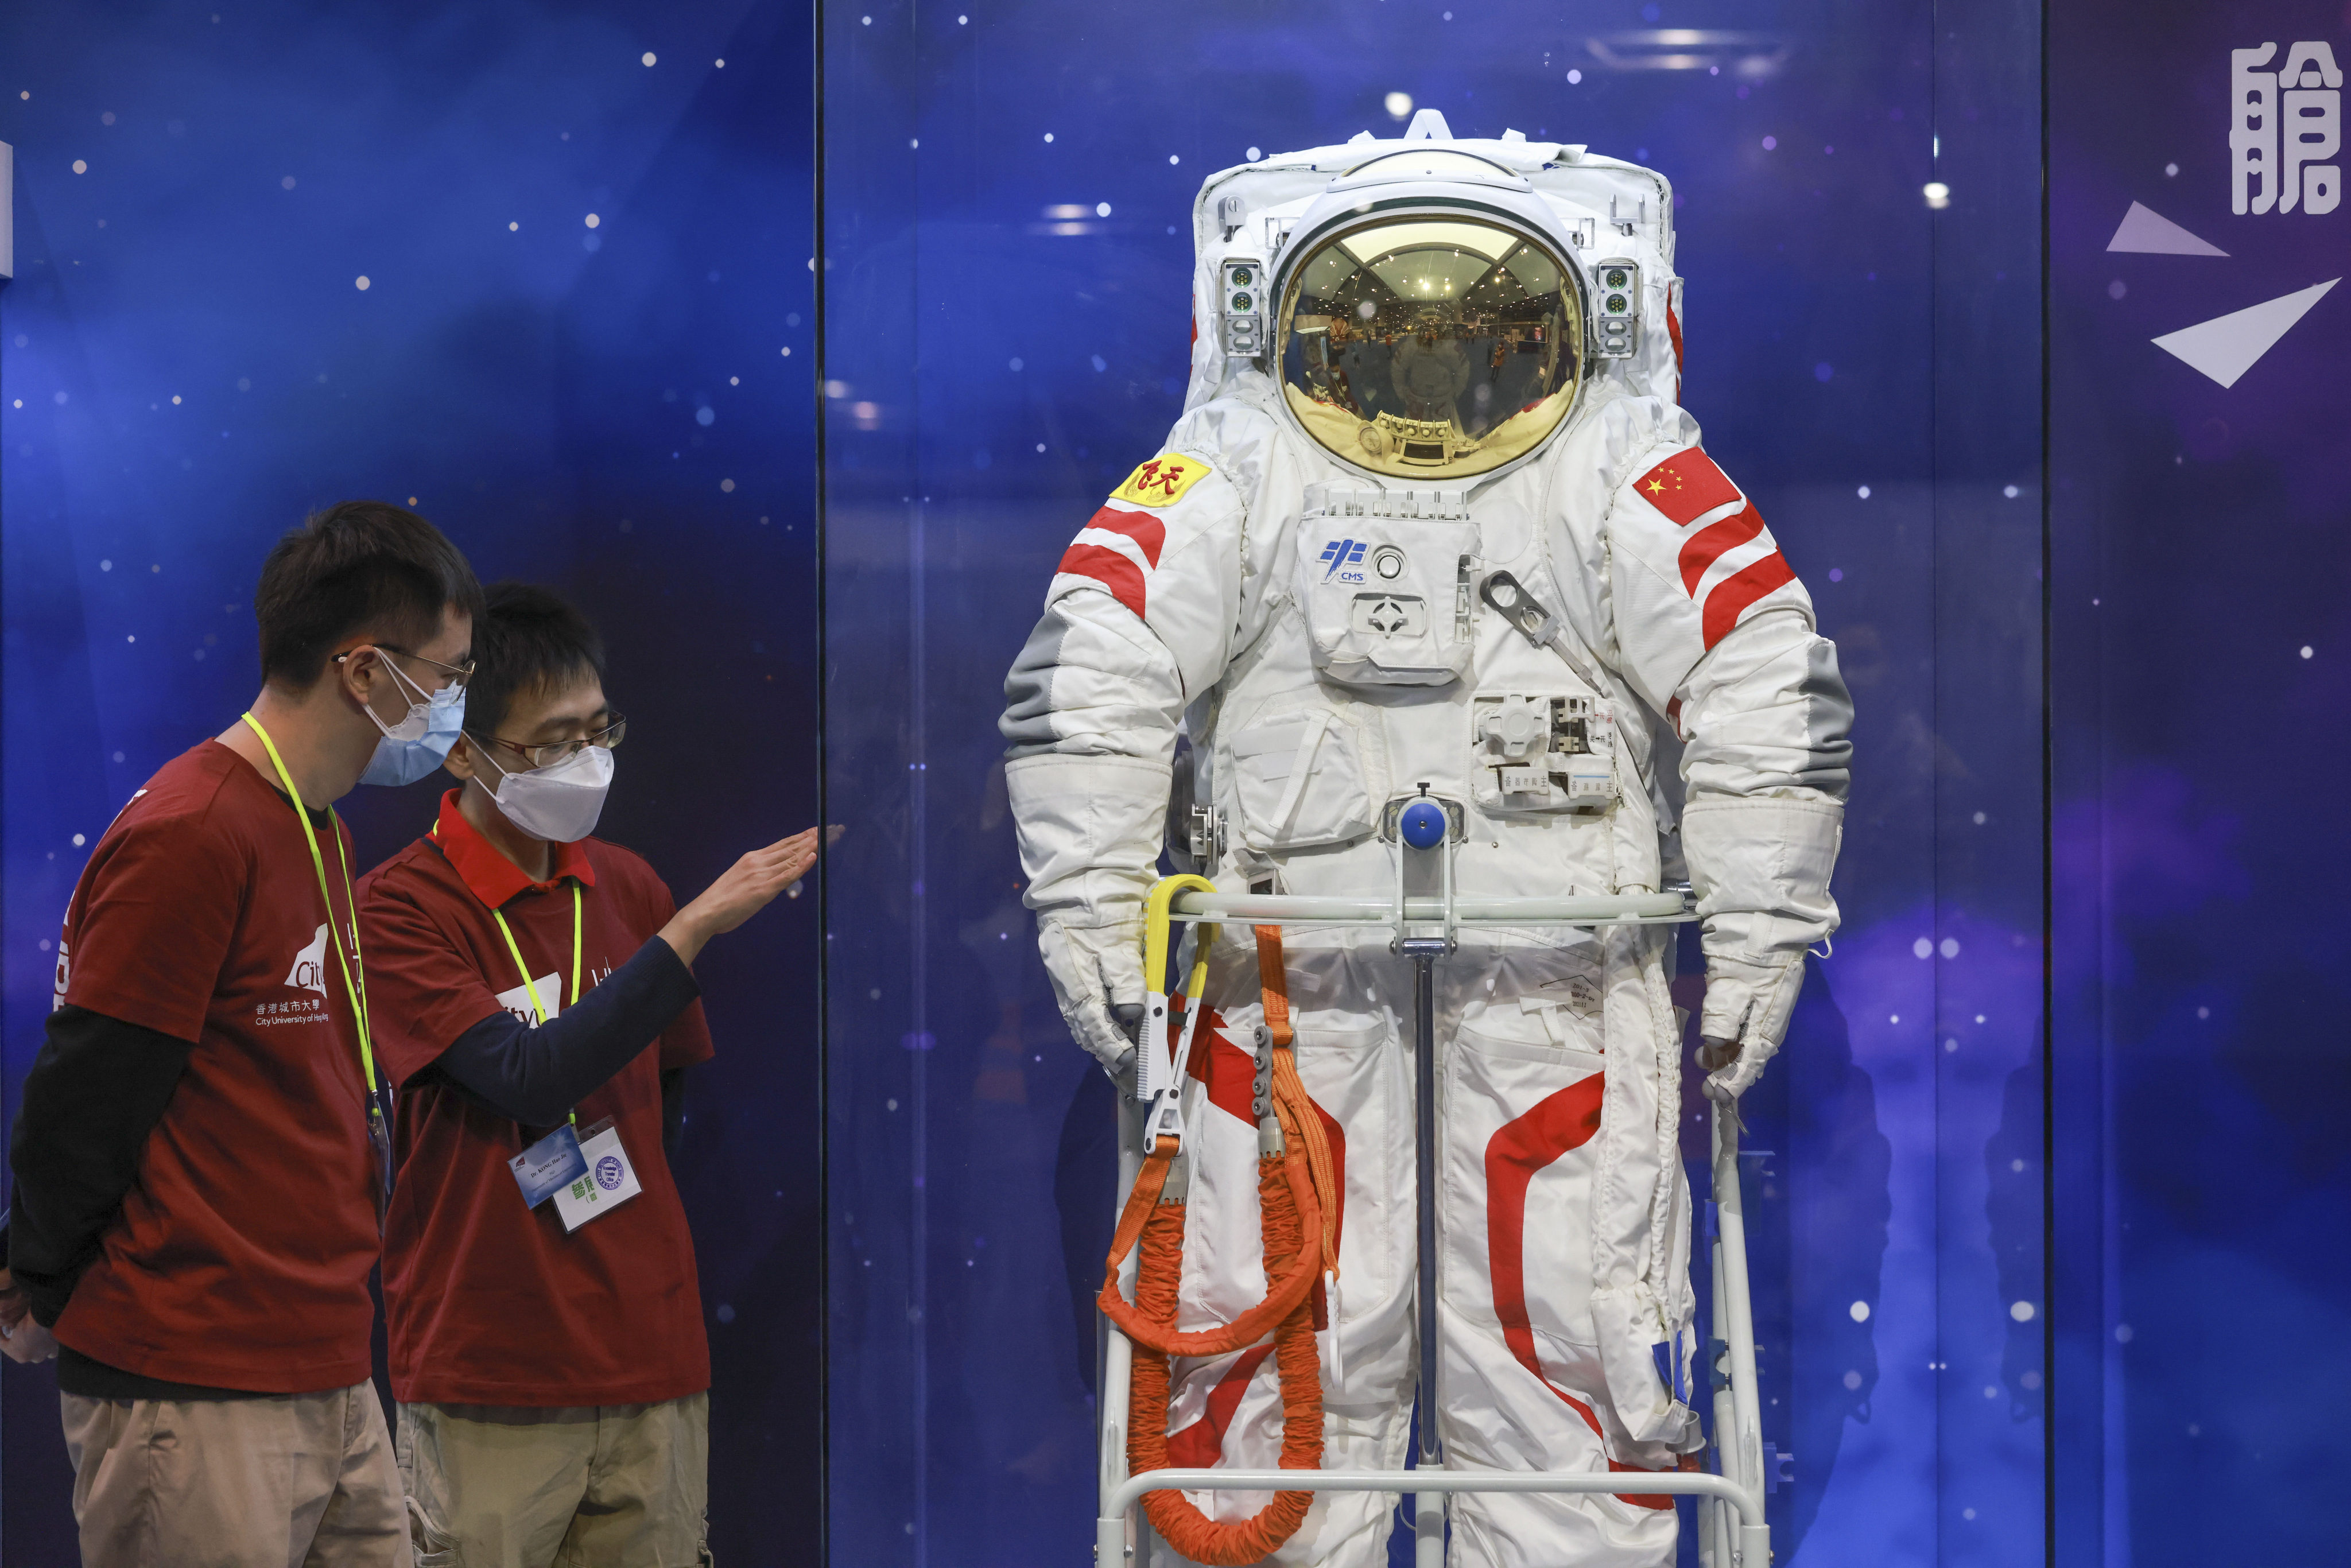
left=0, top=4, right=818, bottom=1559
left=2050, top=4, right=2351, bottom=1563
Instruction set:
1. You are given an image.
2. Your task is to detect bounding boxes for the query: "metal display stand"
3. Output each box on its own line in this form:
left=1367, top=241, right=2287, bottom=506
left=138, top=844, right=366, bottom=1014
left=1095, top=869, right=1772, bottom=1568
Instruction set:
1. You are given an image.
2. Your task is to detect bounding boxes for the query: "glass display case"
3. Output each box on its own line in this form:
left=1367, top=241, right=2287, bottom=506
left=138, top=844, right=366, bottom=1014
left=818, top=2, right=2043, bottom=1562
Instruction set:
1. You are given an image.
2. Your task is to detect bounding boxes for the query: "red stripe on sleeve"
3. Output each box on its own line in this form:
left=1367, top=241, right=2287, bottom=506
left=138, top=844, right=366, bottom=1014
left=1700, top=551, right=1798, bottom=649
left=1677, top=505, right=1767, bottom=595
left=1629, top=447, right=1742, bottom=527
left=1055, top=542, right=1147, bottom=620
left=1084, top=504, right=1167, bottom=568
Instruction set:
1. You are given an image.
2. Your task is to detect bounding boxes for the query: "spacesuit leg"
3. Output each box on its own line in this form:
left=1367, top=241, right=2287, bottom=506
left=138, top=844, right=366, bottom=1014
left=1434, top=944, right=1682, bottom=1568
left=1149, top=942, right=1419, bottom=1568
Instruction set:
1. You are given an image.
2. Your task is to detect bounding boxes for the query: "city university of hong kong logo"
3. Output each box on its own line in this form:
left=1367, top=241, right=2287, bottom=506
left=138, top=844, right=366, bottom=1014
left=1320, top=538, right=1368, bottom=582
left=495, top=972, right=562, bottom=1026
left=258, top=923, right=331, bottom=1028
left=285, top=923, right=329, bottom=998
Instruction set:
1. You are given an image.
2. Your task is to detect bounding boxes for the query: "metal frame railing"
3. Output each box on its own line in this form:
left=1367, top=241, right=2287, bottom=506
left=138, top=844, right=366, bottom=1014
left=1095, top=880, right=1771, bottom=1568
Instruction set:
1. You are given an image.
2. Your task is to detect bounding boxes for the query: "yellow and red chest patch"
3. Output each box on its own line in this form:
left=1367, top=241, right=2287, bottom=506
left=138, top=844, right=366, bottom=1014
left=1631, top=447, right=1741, bottom=527
left=1109, top=453, right=1213, bottom=508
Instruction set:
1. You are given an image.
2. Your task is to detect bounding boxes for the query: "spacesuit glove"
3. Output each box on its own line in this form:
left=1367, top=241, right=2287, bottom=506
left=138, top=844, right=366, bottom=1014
left=1696, top=953, right=1805, bottom=1102
left=1037, top=917, right=1146, bottom=1078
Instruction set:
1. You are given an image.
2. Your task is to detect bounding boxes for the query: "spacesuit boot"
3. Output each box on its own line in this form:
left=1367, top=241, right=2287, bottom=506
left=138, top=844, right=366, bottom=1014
left=1004, top=112, right=1850, bottom=1568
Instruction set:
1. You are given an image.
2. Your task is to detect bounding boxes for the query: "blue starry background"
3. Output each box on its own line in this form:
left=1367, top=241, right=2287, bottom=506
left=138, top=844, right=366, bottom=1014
left=9, top=0, right=2344, bottom=1563
left=2049, top=3, right=2351, bottom=1565
left=1, top=2, right=818, bottom=1559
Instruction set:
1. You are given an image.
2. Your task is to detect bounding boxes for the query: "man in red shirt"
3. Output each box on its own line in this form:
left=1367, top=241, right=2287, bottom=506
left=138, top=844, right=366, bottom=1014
left=358, top=583, right=818, bottom=1566
left=3, top=501, right=483, bottom=1566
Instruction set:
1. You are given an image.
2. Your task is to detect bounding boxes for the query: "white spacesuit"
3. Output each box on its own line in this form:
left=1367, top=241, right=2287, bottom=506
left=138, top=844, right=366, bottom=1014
left=1003, top=114, right=1850, bottom=1567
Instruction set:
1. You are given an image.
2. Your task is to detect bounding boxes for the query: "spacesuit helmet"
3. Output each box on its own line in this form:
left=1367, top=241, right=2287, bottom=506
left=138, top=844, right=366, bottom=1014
left=1274, top=208, right=1584, bottom=483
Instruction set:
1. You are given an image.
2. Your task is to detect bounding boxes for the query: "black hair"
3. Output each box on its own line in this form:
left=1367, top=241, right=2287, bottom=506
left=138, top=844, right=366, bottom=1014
left=255, top=500, right=484, bottom=686
left=464, top=581, right=608, bottom=740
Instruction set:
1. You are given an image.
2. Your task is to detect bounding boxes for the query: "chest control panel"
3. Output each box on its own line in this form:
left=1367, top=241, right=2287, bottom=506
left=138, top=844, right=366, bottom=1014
left=1471, top=692, right=1616, bottom=810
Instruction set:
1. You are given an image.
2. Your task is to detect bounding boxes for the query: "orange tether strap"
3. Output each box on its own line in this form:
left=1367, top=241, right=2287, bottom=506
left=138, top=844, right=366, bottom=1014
left=1097, top=1080, right=1324, bottom=1354
left=1258, top=925, right=1340, bottom=1290
left=1099, top=921, right=1340, bottom=1565
left=1124, top=1142, right=1323, bottom=1564
left=1254, top=924, right=1294, bottom=1047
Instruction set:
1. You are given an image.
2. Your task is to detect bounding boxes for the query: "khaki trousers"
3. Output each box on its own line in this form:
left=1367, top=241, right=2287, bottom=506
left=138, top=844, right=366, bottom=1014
left=61, top=1383, right=412, bottom=1568
left=395, top=1394, right=709, bottom=1568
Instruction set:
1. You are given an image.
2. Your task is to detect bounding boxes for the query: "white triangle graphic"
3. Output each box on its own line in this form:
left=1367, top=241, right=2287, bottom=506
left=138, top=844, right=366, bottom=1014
left=2106, top=200, right=2228, bottom=257
left=2151, top=279, right=2339, bottom=388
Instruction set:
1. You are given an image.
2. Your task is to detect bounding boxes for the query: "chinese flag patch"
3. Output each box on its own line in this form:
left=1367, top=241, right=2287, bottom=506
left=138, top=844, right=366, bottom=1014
left=1631, top=448, right=1741, bottom=527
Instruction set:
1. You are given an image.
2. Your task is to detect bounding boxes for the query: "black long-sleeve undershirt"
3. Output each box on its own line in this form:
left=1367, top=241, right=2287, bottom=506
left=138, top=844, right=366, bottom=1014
left=661, top=1067, right=687, bottom=1157
left=428, top=934, right=700, bottom=1125
left=7, top=1005, right=193, bottom=1329
left=8, top=939, right=695, bottom=1343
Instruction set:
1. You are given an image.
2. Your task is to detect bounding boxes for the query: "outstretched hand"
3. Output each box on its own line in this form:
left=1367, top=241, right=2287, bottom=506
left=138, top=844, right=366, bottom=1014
left=661, top=826, right=835, bottom=966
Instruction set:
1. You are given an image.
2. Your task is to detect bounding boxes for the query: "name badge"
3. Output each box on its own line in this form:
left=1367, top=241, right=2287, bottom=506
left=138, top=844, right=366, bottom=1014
left=510, top=1124, right=587, bottom=1210
left=552, top=1118, right=642, bottom=1232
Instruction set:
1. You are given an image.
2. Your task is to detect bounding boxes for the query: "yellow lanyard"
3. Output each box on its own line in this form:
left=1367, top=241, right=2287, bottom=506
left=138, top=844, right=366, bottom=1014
left=490, top=884, right=583, bottom=1125
left=239, top=713, right=379, bottom=1100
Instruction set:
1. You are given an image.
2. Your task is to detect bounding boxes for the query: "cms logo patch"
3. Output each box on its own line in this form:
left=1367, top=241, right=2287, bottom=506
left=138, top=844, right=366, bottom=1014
left=1320, top=538, right=1368, bottom=583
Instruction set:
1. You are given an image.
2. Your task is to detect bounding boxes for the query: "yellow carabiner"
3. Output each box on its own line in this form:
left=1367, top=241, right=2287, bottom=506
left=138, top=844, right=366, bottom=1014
left=1144, top=874, right=1219, bottom=996
left=1139, top=875, right=1219, bottom=1102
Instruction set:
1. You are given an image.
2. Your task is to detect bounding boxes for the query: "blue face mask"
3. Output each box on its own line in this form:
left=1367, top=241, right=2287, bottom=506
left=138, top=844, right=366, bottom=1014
left=358, top=658, right=467, bottom=787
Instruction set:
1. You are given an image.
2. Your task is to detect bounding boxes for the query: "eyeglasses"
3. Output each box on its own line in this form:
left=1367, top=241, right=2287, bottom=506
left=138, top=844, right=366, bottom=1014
left=333, top=645, right=477, bottom=692
left=478, top=714, right=627, bottom=770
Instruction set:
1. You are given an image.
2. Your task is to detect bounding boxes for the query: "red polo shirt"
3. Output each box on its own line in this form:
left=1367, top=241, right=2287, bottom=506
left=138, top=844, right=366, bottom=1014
left=51, top=740, right=382, bottom=1392
left=359, top=790, right=713, bottom=1407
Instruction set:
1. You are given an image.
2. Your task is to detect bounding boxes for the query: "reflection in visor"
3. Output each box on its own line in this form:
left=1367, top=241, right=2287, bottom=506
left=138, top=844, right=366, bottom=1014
left=1277, top=216, right=1584, bottom=482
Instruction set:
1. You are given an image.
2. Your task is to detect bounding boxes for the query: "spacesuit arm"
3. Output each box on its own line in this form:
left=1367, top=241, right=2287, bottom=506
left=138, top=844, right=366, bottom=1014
left=1000, top=447, right=1250, bottom=1070
left=1600, top=438, right=1852, bottom=1099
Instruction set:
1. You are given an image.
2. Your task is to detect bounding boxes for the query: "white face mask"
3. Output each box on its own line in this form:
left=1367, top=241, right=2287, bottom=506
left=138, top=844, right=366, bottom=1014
left=476, top=743, right=614, bottom=844
left=358, top=658, right=466, bottom=787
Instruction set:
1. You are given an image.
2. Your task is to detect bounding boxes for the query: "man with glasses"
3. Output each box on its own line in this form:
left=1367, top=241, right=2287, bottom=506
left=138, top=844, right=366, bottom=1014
left=3, top=500, right=482, bottom=1566
left=356, top=582, right=819, bottom=1567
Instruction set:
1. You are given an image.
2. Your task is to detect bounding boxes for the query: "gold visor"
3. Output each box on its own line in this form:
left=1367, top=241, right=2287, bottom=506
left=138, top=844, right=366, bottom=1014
left=1276, top=215, right=1584, bottom=482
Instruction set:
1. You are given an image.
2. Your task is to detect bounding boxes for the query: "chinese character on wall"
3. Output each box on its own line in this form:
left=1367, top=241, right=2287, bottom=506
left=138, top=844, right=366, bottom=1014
left=2234, top=41, right=2342, bottom=215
